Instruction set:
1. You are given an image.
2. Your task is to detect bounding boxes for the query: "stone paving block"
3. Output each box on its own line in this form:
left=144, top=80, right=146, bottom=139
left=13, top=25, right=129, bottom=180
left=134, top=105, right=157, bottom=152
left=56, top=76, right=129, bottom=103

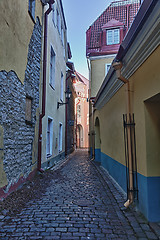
left=145, top=231, right=158, bottom=239
left=55, top=227, right=67, bottom=232
left=0, top=150, right=159, bottom=240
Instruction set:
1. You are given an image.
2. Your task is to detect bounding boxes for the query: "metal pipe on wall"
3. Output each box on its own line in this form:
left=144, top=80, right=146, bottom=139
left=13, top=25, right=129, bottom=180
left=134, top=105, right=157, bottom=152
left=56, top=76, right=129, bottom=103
left=38, top=0, right=55, bottom=172
left=112, top=61, right=134, bottom=207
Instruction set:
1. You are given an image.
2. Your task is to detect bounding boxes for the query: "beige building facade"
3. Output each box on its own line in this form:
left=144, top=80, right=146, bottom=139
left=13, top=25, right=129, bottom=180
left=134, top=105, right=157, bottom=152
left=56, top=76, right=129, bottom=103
left=92, top=0, right=160, bottom=222
left=41, top=0, right=68, bottom=169
left=74, top=72, right=89, bottom=149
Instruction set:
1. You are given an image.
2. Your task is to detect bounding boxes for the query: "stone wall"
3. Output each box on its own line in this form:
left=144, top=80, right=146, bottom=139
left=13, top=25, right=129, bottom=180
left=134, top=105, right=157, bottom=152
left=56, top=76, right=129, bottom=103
left=0, top=18, right=42, bottom=193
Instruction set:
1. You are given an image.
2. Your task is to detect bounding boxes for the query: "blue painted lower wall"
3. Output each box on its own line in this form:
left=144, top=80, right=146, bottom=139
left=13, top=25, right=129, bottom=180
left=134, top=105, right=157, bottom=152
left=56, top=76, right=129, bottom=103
left=101, top=152, right=160, bottom=222
left=95, top=148, right=101, bottom=162
left=101, top=152, right=127, bottom=192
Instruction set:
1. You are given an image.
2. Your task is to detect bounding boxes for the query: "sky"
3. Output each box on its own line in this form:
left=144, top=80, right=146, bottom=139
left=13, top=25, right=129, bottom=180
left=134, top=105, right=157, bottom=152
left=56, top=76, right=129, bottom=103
left=62, top=0, right=113, bottom=79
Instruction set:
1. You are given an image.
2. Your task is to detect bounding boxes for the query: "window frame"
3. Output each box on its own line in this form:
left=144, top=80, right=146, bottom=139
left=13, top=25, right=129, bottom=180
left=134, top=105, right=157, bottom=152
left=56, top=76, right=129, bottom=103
left=28, top=0, right=36, bottom=22
left=25, top=96, right=33, bottom=125
left=105, top=63, right=111, bottom=75
left=59, top=123, right=63, bottom=152
left=52, top=4, right=55, bottom=25
left=60, top=72, right=64, bottom=102
left=46, top=117, right=53, bottom=157
left=56, top=8, right=61, bottom=34
left=50, top=45, right=56, bottom=89
left=61, top=25, right=64, bottom=45
left=106, top=28, right=120, bottom=45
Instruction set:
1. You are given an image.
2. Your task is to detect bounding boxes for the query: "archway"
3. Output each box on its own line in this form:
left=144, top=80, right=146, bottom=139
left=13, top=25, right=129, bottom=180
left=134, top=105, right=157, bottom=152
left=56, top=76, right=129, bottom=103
left=77, top=124, right=83, bottom=148
left=95, top=117, right=101, bottom=163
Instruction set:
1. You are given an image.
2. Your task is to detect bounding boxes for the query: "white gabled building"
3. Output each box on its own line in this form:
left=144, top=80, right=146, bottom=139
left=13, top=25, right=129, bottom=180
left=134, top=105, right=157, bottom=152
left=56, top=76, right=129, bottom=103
left=40, top=0, right=68, bottom=169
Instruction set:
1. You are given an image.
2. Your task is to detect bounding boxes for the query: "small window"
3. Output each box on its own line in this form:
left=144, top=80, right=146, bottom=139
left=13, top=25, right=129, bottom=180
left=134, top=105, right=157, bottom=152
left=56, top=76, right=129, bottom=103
left=59, top=123, right=63, bottom=152
left=57, top=9, right=61, bottom=34
left=46, top=118, right=53, bottom=157
left=77, top=105, right=81, bottom=118
left=28, top=0, right=35, bottom=21
left=52, top=4, right=55, bottom=24
left=107, top=29, right=120, bottom=45
left=105, top=64, right=111, bottom=75
left=61, top=26, right=64, bottom=45
left=50, top=46, right=56, bottom=88
left=25, top=96, right=32, bottom=123
left=60, top=72, right=64, bottom=101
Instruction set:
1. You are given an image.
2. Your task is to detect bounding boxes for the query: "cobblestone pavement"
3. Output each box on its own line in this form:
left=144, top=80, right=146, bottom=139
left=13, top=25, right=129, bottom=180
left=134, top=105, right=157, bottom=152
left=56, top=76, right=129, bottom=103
left=0, top=150, right=160, bottom=240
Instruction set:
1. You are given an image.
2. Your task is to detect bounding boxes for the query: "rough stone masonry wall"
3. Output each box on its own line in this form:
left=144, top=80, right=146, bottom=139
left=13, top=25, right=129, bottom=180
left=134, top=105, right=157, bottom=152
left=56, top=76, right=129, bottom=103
left=0, top=18, right=42, bottom=192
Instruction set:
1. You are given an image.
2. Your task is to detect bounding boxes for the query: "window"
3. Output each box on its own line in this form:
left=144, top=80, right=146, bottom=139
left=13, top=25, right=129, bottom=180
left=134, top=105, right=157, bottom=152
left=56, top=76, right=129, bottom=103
left=28, top=0, right=35, bottom=21
left=50, top=46, right=56, bottom=88
left=60, top=72, right=64, bottom=101
left=25, top=96, right=32, bottom=123
left=107, top=29, right=120, bottom=45
left=52, top=5, right=55, bottom=24
left=105, top=64, right=111, bottom=75
left=77, top=105, right=81, bottom=118
left=46, top=118, right=53, bottom=157
left=59, top=123, right=63, bottom=152
left=57, top=9, right=61, bottom=33
left=61, top=26, right=64, bottom=45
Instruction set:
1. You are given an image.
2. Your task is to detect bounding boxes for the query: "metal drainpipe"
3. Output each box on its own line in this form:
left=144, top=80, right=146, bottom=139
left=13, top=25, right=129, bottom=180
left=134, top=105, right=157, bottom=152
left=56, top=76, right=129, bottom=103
left=65, top=72, right=73, bottom=156
left=38, top=0, right=55, bottom=172
left=112, top=61, right=134, bottom=208
left=90, top=98, right=95, bottom=160
left=87, top=57, right=92, bottom=157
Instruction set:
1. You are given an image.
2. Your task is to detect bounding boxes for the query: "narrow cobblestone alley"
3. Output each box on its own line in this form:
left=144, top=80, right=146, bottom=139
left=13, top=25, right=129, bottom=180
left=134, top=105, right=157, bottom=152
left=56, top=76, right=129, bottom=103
left=0, top=150, right=159, bottom=240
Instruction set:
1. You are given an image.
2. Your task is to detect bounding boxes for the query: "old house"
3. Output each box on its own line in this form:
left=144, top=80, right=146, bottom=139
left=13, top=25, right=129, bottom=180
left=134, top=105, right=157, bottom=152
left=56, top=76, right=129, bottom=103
left=73, top=72, right=89, bottom=149
left=88, top=0, right=160, bottom=222
left=0, top=0, right=43, bottom=198
left=86, top=0, right=140, bottom=156
left=66, top=60, right=77, bottom=155
left=40, top=0, right=69, bottom=169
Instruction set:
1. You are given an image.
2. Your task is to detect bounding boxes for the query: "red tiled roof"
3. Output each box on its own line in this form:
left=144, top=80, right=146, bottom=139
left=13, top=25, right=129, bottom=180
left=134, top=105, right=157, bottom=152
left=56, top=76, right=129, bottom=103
left=75, top=71, right=89, bottom=87
left=86, top=0, right=140, bottom=56
left=102, top=19, right=124, bottom=29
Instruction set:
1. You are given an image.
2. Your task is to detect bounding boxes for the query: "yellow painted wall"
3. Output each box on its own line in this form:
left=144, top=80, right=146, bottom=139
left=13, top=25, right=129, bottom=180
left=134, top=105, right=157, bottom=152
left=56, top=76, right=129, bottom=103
left=90, top=57, right=114, bottom=97
left=129, top=46, right=160, bottom=177
left=94, top=87, right=126, bottom=166
left=94, top=45, right=160, bottom=177
left=0, top=0, right=42, bottom=83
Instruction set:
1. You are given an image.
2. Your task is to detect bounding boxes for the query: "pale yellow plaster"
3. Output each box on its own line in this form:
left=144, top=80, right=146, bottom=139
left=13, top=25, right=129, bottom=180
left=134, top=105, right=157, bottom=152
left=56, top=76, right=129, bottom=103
left=0, top=126, right=8, bottom=188
left=94, top=46, right=160, bottom=177
left=91, top=57, right=114, bottom=97
left=0, top=0, right=42, bottom=83
left=94, top=88, right=126, bottom=167
left=129, top=46, right=160, bottom=177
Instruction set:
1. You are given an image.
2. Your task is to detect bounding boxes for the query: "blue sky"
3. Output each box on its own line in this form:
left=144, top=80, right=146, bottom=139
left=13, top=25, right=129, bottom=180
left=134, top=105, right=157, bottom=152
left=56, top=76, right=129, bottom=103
left=62, top=0, right=113, bottom=79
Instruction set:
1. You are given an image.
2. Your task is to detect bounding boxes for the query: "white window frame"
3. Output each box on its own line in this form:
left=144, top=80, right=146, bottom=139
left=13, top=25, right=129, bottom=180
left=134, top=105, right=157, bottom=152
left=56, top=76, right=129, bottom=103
left=46, top=117, right=53, bottom=157
left=57, top=8, right=61, bottom=34
left=59, top=123, right=63, bottom=152
left=105, top=63, right=111, bottom=75
left=60, top=72, right=64, bottom=101
left=61, top=25, right=64, bottom=45
left=107, top=29, right=120, bottom=45
left=52, top=4, right=55, bottom=24
left=28, top=0, right=35, bottom=21
left=50, top=46, right=56, bottom=89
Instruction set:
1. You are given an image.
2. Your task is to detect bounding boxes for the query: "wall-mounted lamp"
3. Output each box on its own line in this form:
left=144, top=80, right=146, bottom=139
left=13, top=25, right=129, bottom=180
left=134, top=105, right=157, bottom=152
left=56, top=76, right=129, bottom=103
left=57, top=86, right=72, bottom=109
